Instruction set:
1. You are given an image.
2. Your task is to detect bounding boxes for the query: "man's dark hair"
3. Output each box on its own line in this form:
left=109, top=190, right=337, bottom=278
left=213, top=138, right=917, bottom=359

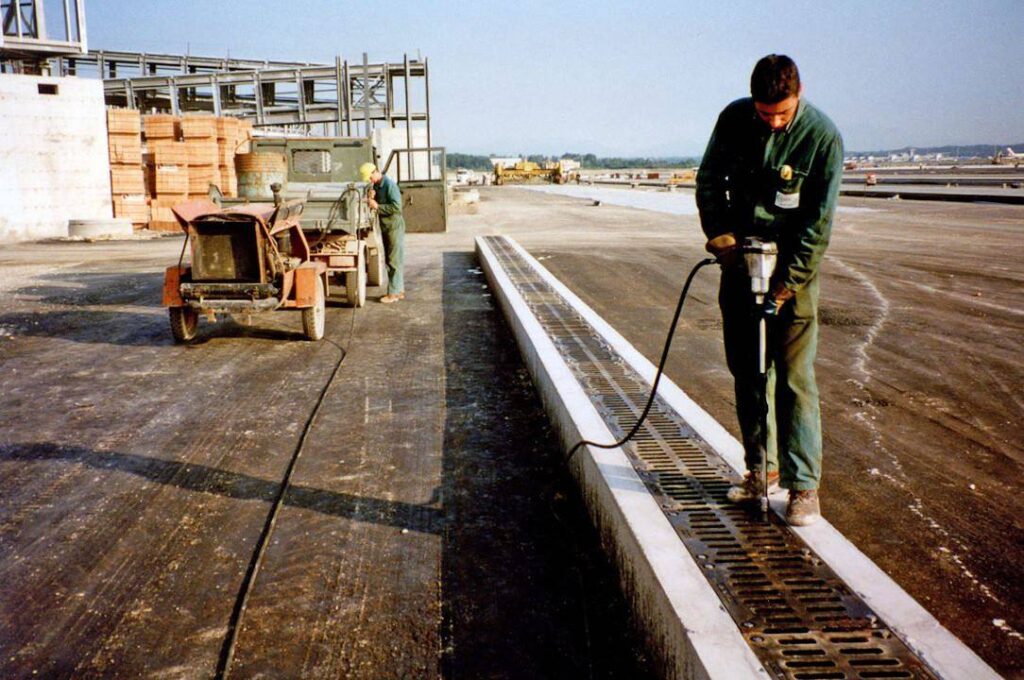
left=750, top=54, right=800, bottom=103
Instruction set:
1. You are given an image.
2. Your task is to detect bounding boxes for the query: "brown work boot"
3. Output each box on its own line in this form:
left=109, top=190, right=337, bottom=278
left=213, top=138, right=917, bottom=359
left=785, top=489, right=821, bottom=526
left=726, top=470, right=780, bottom=504
left=380, top=292, right=405, bottom=304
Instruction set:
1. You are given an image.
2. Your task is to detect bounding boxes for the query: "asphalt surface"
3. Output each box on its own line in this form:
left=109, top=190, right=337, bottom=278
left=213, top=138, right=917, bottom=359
left=465, top=187, right=1024, bottom=678
left=0, top=237, right=654, bottom=678
left=1, top=186, right=1021, bottom=678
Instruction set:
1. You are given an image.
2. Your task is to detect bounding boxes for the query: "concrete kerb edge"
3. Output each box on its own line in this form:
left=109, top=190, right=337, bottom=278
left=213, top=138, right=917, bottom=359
left=500, top=237, right=1000, bottom=680
left=476, top=236, right=767, bottom=680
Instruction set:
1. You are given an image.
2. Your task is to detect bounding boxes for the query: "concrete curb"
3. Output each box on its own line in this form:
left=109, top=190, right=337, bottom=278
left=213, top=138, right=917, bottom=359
left=67, top=218, right=134, bottom=238
left=481, top=235, right=1000, bottom=680
left=477, top=236, right=767, bottom=680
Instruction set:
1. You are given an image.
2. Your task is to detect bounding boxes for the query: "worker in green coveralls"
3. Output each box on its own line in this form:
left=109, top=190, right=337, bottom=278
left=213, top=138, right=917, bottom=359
left=696, top=55, right=843, bottom=526
left=360, top=162, right=406, bottom=304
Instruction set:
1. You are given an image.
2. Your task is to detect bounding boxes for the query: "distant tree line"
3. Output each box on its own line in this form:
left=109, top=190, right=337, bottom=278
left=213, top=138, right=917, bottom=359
left=445, top=152, right=701, bottom=171
left=445, top=153, right=494, bottom=171
left=556, top=153, right=701, bottom=169
left=447, top=141, right=1024, bottom=171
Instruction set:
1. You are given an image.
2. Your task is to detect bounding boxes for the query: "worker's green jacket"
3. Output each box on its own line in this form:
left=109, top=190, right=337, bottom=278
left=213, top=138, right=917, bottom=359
left=696, top=98, right=843, bottom=293
left=373, top=175, right=404, bottom=224
left=373, top=174, right=406, bottom=296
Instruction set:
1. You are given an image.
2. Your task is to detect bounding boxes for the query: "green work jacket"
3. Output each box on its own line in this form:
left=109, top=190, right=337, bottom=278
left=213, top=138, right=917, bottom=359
left=696, top=98, right=843, bottom=292
left=373, top=175, right=404, bottom=225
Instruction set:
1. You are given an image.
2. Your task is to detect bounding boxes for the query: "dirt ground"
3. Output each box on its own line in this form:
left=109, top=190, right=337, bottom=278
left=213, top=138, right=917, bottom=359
left=459, top=187, right=1024, bottom=678
left=0, top=186, right=1021, bottom=678
left=0, top=236, right=655, bottom=678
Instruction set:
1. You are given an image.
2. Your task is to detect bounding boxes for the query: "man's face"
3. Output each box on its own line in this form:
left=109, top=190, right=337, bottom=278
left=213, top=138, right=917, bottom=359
left=754, top=94, right=800, bottom=132
left=371, top=170, right=382, bottom=184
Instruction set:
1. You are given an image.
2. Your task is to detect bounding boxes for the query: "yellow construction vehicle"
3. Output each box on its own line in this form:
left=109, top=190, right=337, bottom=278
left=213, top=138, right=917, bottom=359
left=494, top=160, right=567, bottom=185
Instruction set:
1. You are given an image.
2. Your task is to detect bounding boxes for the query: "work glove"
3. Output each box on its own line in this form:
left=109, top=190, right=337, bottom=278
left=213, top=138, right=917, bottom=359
left=763, top=283, right=794, bottom=317
left=706, top=233, right=739, bottom=267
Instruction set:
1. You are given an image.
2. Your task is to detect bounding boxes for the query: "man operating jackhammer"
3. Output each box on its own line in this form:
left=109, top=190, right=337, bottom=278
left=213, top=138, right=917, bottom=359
left=696, top=54, right=843, bottom=526
left=360, top=162, right=406, bottom=304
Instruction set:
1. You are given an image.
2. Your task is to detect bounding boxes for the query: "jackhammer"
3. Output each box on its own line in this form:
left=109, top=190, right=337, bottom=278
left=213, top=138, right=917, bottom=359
left=566, top=234, right=781, bottom=523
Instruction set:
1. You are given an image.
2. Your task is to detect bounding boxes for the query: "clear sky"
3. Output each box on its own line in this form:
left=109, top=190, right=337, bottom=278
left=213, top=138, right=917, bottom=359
left=88, top=0, right=1024, bottom=156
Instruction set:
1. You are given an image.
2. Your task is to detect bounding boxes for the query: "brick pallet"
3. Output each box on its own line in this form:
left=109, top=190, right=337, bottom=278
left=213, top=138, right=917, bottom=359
left=182, top=115, right=219, bottom=199
left=219, top=117, right=252, bottom=198
left=106, top=108, right=149, bottom=229
left=121, top=113, right=253, bottom=230
left=143, top=113, right=184, bottom=231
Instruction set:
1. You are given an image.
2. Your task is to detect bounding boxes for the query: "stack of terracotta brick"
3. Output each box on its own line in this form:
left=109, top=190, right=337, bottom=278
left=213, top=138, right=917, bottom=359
left=143, top=114, right=188, bottom=231
left=180, top=115, right=219, bottom=205
left=106, top=109, right=149, bottom=229
left=216, top=117, right=253, bottom=197
left=136, top=114, right=254, bottom=231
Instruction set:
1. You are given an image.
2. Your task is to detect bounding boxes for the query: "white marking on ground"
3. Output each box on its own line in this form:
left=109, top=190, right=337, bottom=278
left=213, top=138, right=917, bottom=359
left=900, top=279, right=1024, bottom=318
left=524, top=184, right=699, bottom=215
left=827, top=257, right=891, bottom=383
left=523, top=184, right=874, bottom=216
left=994, top=619, right=1024, bottom=641
left=828, top=257, right=1003, bottom=606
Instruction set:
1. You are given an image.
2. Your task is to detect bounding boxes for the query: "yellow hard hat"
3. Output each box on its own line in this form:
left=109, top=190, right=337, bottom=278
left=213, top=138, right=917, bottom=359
left=359, top=162, right=377, bottom=182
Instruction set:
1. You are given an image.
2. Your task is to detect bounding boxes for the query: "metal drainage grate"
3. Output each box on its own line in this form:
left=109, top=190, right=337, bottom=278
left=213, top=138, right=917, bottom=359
left=484, top=236, right=934, bottom=680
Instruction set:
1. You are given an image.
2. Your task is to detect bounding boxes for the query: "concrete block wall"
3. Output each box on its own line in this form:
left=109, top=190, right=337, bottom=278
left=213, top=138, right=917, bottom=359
left=372, top=127, right=437, bottom=182
left=0, top=75, right=112, bottom=241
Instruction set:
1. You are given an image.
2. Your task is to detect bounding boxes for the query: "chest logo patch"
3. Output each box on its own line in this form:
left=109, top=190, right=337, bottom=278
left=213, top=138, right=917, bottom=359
left=779, top=164, right=794, bottom=181
left=775, top=191, right=800, bottom=209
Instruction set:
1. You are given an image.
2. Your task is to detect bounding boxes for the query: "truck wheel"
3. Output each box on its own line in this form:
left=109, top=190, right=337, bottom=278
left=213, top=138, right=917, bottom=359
left=302, top=276, right=326, bottom=341
left=367, top=227, right=385, bottom=287
left=346, top=242, right=367, bottom=308
left=169, top=307, right=198, bottom=343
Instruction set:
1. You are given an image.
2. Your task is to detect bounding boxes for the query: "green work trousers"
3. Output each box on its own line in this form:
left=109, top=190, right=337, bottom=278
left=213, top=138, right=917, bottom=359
left=380, top=215, right=405, bottom=295
left=719, top=267, right=822, bottom=490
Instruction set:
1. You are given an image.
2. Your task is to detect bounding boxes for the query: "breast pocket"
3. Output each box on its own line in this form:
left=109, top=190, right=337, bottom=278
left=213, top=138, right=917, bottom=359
left=770, top=165, right=807, bottom=211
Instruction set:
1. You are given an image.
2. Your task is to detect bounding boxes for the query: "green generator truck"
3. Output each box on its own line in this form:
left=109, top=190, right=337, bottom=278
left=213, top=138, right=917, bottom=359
left=212, top=136, right=447, bottom=307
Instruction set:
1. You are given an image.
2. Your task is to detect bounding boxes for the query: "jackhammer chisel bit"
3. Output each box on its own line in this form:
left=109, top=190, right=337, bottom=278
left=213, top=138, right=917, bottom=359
left=742, top=237, right=778, bottom=520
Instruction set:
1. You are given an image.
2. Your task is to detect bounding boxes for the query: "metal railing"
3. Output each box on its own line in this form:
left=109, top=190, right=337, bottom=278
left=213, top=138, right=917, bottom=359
left=382, top=147, right=446, bottom=183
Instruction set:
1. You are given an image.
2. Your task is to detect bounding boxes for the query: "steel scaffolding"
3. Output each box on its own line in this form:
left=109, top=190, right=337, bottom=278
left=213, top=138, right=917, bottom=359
left=0, top=0, right=87, bottom=67
left=67, top=49, right=431, bottom=140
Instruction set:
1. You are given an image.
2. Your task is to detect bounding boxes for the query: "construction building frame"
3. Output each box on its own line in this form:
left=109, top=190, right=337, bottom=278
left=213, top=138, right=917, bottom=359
left=81, top=50, right=431, bottom=149
left=0, top=0, right=88, bottom=64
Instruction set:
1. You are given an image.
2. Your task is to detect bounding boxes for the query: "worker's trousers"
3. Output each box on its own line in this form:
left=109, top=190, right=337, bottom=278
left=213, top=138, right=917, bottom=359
left=719, top=268, right=822, bottom=490
left=381, top=215, right=405, bottom=295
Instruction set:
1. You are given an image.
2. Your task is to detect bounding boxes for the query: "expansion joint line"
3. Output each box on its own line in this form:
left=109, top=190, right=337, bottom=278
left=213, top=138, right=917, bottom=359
left=215, top=308, right=358, bottom=679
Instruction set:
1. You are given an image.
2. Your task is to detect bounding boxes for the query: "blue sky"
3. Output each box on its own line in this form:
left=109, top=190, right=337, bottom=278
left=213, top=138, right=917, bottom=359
left=88, top=0, right=1024, bottom=156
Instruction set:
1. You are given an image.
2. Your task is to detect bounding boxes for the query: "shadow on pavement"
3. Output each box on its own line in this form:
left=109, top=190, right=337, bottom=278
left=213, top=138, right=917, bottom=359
left=0, top=442, right=443, bottom=535
left=439, top=250, right=655, bottom=680
left=0, top=310, right=317, bottom=347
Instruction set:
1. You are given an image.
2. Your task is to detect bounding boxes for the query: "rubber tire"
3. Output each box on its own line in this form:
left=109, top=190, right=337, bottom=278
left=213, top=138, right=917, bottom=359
left=346, top=243, right=367, bottom=308
left=367, top=226, right=385, bottom=287
left=169, top=306, right=198, bottom=343
left=302, top=276, right=326, bottom=341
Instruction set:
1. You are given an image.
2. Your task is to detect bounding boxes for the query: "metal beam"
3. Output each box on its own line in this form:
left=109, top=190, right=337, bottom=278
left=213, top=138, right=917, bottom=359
left=362, top=52, right=370, bottom=139
left=92, top=49, right=430, bottom=140
left=404, top=53, right=412, bottom=179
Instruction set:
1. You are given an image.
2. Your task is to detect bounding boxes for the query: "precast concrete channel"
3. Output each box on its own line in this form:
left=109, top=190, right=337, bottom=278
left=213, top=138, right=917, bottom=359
left=481, top=235, right=935, bottom=680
